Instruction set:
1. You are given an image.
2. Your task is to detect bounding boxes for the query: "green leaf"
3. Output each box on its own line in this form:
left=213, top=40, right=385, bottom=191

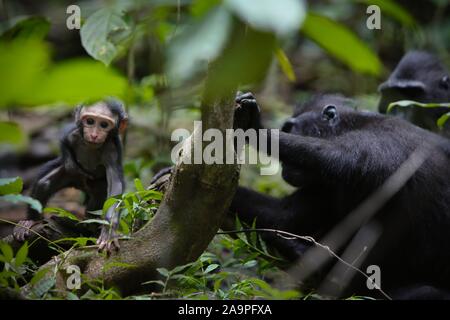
left=134, top=178, right=145, bottom=192
left=66, top=292, right=80, bottom=300
left=170, top=262, right=195, bottom=274
left=167, top=6, right=232, bottom=84
left=387, top=100, right=450, bottom=129
left=80, top=8, right=131, bottom=65
left=0, top=40, right=49, bottom=107
left=275, top=48, right=296, bottom=82
left=353, top=0, right=415, bottom=27
left=156, top=267, right=170, bottom=278
left=138, top=190, right=163, bottom=201
left=142, top=280, right=165, bottom=287
left=52, top=237, right=96, bottom=246
left=0, top=242, right=14, bottom=262
left=437, top=112, right=450, bottom=129
left=204, top=264, right=219, bottom=274
left=78, top=219, right=110, bottom=226
left=28, top=59, right=128, bottom=105
left=301, top=13, right=382, bottom=76
left=14, top=242, right=28, bottom=267
left=86, top=209, right=103, bottom=216
left=225, top=0, right=306, bottom=35
left=205, top=24, right=276, bottom=99
left=103, top=197, right=120, bottom=213
left=0, top=122, right=27, bottom=147
left=30, top=267, right=50, bottom=285
left=0, top=177, right=23, bottom=195
left=250, top=218, right=258, bottom=246
left=44, top=207, right=80, bottom=221
left=190, top=0, right=222, bottom=17
left=0, top=194, right=42, bottom=213
left=0, top=16, right=51, bottom=41
left=31, top=276, right=55, bottom=298
left=387, top=100, right=450, bottom=113
left=119, top=219, right=130, bottom=235
left=243, top=260, right=258, bottom=268
left=0, top=38, right=127, bottom=107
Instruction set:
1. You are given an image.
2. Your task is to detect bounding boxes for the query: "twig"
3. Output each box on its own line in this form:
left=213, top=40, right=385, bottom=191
left=217, top=228, right=392, bottom=300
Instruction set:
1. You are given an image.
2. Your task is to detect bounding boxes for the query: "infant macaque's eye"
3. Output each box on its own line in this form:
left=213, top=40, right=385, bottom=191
left=86, top=118, right=95, bottom=125
left=100, top=121, right=110, bottom=129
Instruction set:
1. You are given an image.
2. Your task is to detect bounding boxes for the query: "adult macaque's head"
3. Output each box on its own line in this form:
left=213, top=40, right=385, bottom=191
left=378, top=51, right=450, bottom=113
left=75, top=99, right=128, bottom=145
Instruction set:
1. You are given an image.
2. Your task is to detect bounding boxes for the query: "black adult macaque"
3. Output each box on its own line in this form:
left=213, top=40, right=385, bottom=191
left=231, top=92, right=450, bottom=299
left=378, top=51, right=450, bottom=135
left=14, top=99, right=128, bottom=253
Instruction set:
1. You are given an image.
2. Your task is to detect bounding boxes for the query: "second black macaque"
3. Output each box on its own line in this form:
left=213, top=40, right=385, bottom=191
left=14, top=99, right=128, bottom=253
left=378, top=51, right=450, bottom=135
left=231, top=92, right=450, bottom=298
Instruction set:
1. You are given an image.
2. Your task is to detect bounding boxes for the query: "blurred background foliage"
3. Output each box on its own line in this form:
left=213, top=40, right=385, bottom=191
left=1, top=0, right=450, bottom=225
left=1, top=0, right=448, bottom=191
left=0, top=0, right=449, bottom=299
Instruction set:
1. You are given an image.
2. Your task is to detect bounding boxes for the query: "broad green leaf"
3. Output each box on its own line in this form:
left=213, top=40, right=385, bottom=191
left=170, top=263, right=195, bottom=274
left=205, top=25, right=276, bottom=99
left=0, top=16, right=50, bottom=40
left=301, top=13, right=382, bottom=76
left=275, top=48, right=296, bottom=82
left=167, top=6, right=232, bottom=84
left=243, top=260, right=258, bottom=268
left=28, top=59, right=128, bottom=105
left=353, top=0, right=415, bottom=27
left=0, top=194, right=42, bottom=213
left=138, top=190, right=163, bottom=201
left=80, top=8, right=131, bottom=65
left=156, top=267, right=170, bottom=278
left=0, top=177, right=23, bottom=195
left=0, top=242, right=14, bottom=261
left=437, top=112, right=450, bottom=129
left=0, top=122, right=27, bottom=147
left=134, top=178, right=145, bottom=192
left=0, top=39, right=127, bottom=107
left=225, top=0, right=306, bottom=35
left=119, top=219, right=130, bottom=235
left=14, top=242, right=28, bottom=267
left=103, top=197, right=120, bottom=212
left=204, top=263, right=219, bottom=274
left=0, top=40, right=49, bottom=107
left=31, top=277, right=55, bottom=298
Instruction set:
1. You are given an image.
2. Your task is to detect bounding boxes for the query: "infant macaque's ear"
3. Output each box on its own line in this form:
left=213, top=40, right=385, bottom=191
left=119, top=115, right=128, bottom=135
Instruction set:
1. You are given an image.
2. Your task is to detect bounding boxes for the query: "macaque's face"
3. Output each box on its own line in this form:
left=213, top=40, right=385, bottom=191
left=80, top=103, right=117, bottom=144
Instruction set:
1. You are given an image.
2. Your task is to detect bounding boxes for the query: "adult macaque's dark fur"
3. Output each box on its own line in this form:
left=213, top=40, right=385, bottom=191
left=231, top=92, right=450, bottom=299
left=378, top=51, right=450, bottom=136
